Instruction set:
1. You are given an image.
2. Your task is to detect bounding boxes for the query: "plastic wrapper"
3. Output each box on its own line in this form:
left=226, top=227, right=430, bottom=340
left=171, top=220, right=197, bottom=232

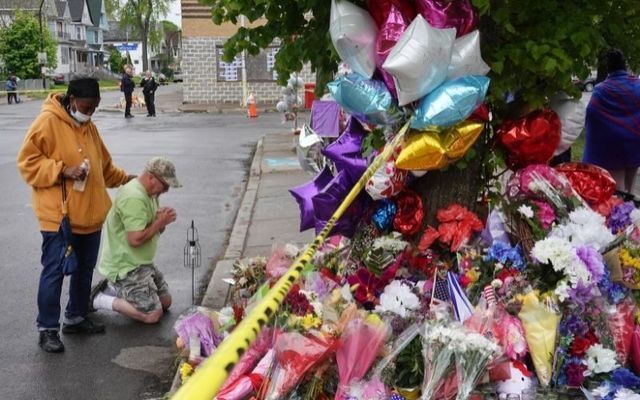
left=343, top=376, right=389, bottom=400
left=336, top=317, right=390, bottom=399
left=517, top=292, right=560, bottom=387
left=372, top=323, right=422, bottom=377
left=555, top=162, right=616, bottom=207
left=454, top=331, right=502, bottom=400
left=421, top=322, right=458, bottom=400
left=215, top=349, right=274, bottom=400
left=266, top=243, right=299, bottom=279
left=174, top=308, right=221, bottom=358
left=630, top=325, right=640, bottom=375
left=606, top=299, right=637, bottom=365
left=265, top=331, right=336, bottom=400
left=496, top=109, right=561, bottom=169
left=221, top=328, right=276, bottom=394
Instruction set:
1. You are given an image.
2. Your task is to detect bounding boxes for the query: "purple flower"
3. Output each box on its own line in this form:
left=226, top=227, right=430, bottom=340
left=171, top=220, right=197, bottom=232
left=560, top=314, right=589, bottom=336
left=598, top=269, right=628, bottom=305
left=568, top=280, right=595, bottom=310
left=608, top=201, right=635, bottom=234
left=576, top=245, right=605, bottom=282
left=565, top=360, right=588, bottom=387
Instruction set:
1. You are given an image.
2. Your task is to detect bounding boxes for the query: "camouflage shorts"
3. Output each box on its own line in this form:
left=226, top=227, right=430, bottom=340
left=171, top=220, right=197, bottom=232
left=113, top=264, right=170, bottom=313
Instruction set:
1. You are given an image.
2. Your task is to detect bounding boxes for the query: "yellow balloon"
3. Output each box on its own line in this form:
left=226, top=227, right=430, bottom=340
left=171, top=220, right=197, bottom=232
left=396, top=121, right=484, bottom=170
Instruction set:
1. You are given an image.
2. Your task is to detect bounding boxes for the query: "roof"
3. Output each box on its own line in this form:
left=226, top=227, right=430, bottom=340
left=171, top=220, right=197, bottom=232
left=104, top=20, right=141, bottom=42
left=86, top=0, right=100, bottom=27
left=0, top=0, right=41, bottom=10
left=55, top=1, right=67, bottom=18
left=67, top=0, right=85, bottom=22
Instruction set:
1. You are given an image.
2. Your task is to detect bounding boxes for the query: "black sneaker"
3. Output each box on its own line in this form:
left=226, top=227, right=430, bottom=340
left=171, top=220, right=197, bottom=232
left=39, top=331, right=65, bottom=353
left=62, top=317, right=106, bottom=335
left=88, top=279, right=109, bottom=313
left=125, top=114, right=134, bottom=119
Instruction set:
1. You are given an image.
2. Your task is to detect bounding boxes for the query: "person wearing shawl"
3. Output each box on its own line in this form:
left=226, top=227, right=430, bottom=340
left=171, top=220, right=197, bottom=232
left=17, top=76, right=133, bottom=353
left=583, top=48, right=640, bottom=193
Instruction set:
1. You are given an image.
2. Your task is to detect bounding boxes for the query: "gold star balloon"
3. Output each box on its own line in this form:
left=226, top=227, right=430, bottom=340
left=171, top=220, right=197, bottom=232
left=396, top=120, right=484, bottom=170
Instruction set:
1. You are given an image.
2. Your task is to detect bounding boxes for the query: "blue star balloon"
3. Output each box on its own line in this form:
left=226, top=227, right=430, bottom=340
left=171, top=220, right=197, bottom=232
left=411, top=75, right=490, bottom=130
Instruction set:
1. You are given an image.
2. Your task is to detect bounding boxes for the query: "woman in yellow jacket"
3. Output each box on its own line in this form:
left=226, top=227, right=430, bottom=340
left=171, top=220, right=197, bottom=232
left=17, top=77, right=132, bottom=353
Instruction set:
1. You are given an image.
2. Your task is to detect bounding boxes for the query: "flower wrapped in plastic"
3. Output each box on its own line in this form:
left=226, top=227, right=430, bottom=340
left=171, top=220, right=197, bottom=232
left=264, top=331, right=336, bottom=400
left=420, top=322, right=461, bottom=399
left=606, top=299, right=637, bottom=365
left=215, top=349, right=274, bottom=400
left=453, top=330, right=502, bottom=400
left=517, top=291, right=560, bottom=387
left=173, top=308, right=222, bottom=358
left=220, top=328, right=276, bottom=395
left=336, top=317, right=390, bottom=399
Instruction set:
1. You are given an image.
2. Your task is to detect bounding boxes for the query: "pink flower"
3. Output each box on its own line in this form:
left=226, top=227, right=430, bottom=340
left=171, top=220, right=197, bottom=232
left=532, top=200, right=556, bottom=229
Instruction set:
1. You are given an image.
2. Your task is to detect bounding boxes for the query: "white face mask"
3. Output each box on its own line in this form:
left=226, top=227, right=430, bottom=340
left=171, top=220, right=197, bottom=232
left=70, top=102, right=92, bottom=123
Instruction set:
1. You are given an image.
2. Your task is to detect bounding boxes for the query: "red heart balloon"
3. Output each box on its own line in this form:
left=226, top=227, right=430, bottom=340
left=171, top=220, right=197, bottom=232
left=555, top=162, right=616, bottom=206
left=367, top=0, right=416, bottom=28
left=497, top=109, right=561, bottom=169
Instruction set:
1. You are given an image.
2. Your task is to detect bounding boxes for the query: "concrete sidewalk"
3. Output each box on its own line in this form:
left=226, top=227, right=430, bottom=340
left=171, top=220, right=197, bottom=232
left=201, top=132, right=316, bottom=309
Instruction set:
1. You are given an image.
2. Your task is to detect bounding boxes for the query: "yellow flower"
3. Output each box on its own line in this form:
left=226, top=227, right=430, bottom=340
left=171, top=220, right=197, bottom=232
left=620, top=248, right=640, bottom=270
left=301, top=313, right=322, bottom=330
left=180, top=362, right=194, bottom=383
left=465, top=268, right=480, bottom=283
left=365, top=313, right=383, bottom=326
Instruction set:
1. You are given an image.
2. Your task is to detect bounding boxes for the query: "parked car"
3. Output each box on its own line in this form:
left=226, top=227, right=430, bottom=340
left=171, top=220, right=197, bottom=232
left=49, top=73, right=65, bottom=85
left=173, top=71, right=184, bottom=82
left=158, top=73, right=168, bottom=85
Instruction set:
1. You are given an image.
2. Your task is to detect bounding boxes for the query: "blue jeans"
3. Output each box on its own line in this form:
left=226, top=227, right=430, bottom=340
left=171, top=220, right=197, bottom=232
left=37, top=230, right=101, bottom=330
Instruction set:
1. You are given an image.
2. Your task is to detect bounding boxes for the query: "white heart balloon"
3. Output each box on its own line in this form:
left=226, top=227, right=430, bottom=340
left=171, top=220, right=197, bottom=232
left=447, top=30, right=490, bottom=80
left=330, top=0, right=379, bottom=78
left=382, top=14, right=456, bottom=106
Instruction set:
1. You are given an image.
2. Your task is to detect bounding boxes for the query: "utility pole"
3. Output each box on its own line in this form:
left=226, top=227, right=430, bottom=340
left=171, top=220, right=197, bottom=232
left=240, top=15, right=248, bottom=108
left=38, top=0, right=47, bottom=89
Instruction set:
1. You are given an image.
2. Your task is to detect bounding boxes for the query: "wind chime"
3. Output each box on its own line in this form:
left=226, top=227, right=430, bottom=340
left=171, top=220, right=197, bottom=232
left=183, top=220, right=201, bottom=305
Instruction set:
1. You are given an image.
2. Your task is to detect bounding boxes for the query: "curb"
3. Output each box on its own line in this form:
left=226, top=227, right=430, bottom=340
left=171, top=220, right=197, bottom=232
left=167, top=136, right=264, bottom=396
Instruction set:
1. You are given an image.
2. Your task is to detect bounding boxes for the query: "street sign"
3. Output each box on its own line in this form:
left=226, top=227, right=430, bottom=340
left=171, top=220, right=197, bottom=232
left=116, top=43, right=138, bottom=51
left=37, top=52, right=47, bottom=65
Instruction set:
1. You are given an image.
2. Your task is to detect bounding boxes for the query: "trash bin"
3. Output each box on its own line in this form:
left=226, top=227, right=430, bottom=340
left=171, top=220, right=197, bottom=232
left=304, top=83, right=316, bottom=109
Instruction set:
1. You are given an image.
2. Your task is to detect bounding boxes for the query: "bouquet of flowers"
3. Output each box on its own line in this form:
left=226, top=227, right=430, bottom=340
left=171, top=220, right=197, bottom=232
left=453, top=331, right=502, bottom=400
left=420, top=323, right=461, bottom=399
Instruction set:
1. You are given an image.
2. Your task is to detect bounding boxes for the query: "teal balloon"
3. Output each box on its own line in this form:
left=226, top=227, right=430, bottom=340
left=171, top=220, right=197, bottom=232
left=411, top=75, right=490, bottom=130
left=327, top=73, right=402, bottom=125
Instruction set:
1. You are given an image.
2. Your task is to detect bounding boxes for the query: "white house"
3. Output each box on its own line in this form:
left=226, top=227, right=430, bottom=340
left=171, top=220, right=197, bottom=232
left=104, top=21, right=162, bottom=73
left=50, top=1, right=74, bottom=75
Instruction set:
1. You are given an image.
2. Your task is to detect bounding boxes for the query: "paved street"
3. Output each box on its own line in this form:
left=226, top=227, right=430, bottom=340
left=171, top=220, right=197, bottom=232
left=0, top=85, right=297, bottom=399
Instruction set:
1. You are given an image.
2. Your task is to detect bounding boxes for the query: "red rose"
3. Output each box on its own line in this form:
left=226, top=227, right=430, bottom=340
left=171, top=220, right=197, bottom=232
left=570, top=336, right=595, bottom=357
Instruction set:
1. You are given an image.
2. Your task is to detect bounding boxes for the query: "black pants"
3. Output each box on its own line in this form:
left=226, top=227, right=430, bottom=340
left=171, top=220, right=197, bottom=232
left=7, top=92, right=18, bottom=104
left=124, top=92, right=132, bottom=117
left=144, top=92, right=155, bottom=116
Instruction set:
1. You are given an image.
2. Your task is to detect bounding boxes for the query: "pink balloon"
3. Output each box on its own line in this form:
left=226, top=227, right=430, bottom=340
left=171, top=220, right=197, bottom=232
left=375, top=5, right=409, bottom=98
left=367, top=0, right=416, bottom=28
left=416, top=0, right=477, bottom=37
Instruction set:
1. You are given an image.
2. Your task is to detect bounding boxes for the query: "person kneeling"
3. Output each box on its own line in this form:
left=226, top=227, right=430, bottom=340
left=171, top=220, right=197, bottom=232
left=91, top=157, right=182, bottom=323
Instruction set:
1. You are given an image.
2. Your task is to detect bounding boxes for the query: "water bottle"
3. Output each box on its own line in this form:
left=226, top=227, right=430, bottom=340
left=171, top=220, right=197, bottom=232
left=73, top=158, right=90, bottom=192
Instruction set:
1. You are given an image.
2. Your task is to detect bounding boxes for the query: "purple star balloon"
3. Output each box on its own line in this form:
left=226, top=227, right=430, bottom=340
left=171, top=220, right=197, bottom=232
left=323, top=116, right=370, bottom=181
left=312, top=170, right=366, bottom=237
left=289, top=166, right=334, bottom=231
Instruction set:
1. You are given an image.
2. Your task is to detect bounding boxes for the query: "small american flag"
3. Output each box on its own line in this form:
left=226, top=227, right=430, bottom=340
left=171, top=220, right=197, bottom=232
left=390, top=394, right=405, bottom=400
left=431, top=275, right=450, bottom=306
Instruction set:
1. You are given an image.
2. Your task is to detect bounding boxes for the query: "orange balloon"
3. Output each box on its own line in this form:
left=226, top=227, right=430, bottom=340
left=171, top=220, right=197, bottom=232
left=396, top=120, right=484, bottom=170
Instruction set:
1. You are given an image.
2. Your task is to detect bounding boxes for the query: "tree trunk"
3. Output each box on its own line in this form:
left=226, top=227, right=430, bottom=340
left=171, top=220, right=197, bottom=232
left=409, top=138, right=489, bottom=227
left=142, top=32, right=148, bottom=72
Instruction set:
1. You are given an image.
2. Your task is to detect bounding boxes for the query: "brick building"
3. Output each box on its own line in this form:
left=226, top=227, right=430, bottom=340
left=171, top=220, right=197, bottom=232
left=181, top=1, right=314, bottom=105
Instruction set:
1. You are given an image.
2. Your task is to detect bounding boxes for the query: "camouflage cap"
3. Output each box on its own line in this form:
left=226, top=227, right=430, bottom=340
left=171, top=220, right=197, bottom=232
left=145, top=157, right=182, bottom=188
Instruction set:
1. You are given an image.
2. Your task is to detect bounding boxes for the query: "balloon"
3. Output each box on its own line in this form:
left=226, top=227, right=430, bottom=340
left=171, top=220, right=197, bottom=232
left=327, top=73, right=402, bottom=125
left=372, top=199, right=397, bottom=231
left=416, top=0, right=477, bottom=37
left=396, top=121, right=484, bottom=170
left=393, top=190, right=424, bottom=235
left=313, top=170, right=365, bottom=237
left=296, top=125, right=325, bottom=175
left=330, top=0, right=379, bottom=78
left=367, top=0, right=416, bottom=28
left=382, top=15, right=456, bottom=106
left=411, top=75, right=490, bottom=130
left=497, top=109, right=562, bottom=169
left=555, top=162, right=616, bottom=206
left=365, top=153, right=407, bottom=200
left=447, top=30, right=490, bottom=80
left=276, top=101, right=289, bottom=113
left=322, top=117, right=370, bottom=182
left=289, top=166, right=334, bottom=232
left=375, top=5, right=410, bottom=98
left=549, top=92, right=587, bottom=156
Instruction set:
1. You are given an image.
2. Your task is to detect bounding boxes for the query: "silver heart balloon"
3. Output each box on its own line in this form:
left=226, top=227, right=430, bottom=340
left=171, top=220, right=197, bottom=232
left=447, top=30, right=490, bottom=80
left=382, top=14, right=456, bottom=106
left=296, top=125, right=326, bottom=174
left=330, top=0, right=379, bottom=78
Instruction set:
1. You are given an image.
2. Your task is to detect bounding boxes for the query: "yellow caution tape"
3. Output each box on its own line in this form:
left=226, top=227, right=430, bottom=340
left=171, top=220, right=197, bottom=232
left=171, top=120, right=410, bottom=400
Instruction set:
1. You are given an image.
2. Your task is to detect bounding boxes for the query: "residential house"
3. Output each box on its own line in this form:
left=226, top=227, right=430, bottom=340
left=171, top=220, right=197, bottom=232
left=0, top=0, right=56, bottom=27
left=67, top=0, right=95, bottom=73
left=180, top=0, right=313, bottom=105
left=51, top=1, right=73, bottom=75
left=86, top=0, right=108, bottom=69
left=104, top=21, right=162, bottom=74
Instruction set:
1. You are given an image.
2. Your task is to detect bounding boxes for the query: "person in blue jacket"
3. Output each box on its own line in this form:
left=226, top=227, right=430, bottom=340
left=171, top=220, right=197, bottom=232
left=6, top=75, right=18, bottom=104
left=583, top=48, right=640, bottom=193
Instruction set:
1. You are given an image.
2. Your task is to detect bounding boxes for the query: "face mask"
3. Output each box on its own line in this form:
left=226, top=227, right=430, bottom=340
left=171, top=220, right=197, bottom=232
left=70, top=102, right=92, bottom=123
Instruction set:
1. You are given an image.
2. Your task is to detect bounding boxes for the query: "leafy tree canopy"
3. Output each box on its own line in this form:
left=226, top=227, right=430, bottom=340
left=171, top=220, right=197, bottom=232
left=0, top=11, right=57, bottom=79
left=206, top=0, right=640, bottom=119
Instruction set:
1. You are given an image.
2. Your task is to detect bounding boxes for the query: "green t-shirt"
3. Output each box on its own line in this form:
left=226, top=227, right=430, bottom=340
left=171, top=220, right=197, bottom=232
left=98, top=179, right=159, bottom=281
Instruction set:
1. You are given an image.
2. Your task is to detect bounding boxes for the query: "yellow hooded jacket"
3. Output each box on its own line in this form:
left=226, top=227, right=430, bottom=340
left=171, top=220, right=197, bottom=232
left=17, top=93, right=128, bottom=234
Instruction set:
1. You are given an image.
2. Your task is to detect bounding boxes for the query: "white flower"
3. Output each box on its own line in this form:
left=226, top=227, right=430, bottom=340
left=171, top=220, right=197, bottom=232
left=585, top=344, right=619, bottom=375
left=491, top=279, right=503, bottom=289
left=554, top=280, right=571, bottom=302
left=376, top=280, right=420, bottom=318
left=372, top=232, right=409, bottom=252
left=218, top=306, right=235, bottom=326
left=283, top=243, right=299, bottom=258
left=518, top=204, right=534, bottom=218
left=614, top=388, right=640, bottom=400
left=340, top=284, right=354, bottom=303
left=591, top=383, right=612, bottom=398
left=631, top=209, right=640, bottom=226
left=550, top=207, right=615, bottom=249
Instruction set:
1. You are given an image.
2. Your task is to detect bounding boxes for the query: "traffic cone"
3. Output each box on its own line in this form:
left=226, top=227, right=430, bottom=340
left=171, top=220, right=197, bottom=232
left=247, top=93, right=258, bottom=118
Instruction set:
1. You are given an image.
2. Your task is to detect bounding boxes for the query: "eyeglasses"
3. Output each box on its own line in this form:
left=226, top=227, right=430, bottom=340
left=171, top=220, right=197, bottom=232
left=151, top=173, right=169, bottom=192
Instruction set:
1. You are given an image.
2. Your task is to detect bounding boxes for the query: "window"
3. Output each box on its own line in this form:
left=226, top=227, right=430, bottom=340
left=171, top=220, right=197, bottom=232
left=134, top=60, right=139, bottom=64
left=216, top=46, right=280, bottom=82
left=76, top=26, right=82, bottom=40
left=61, top=46, right=69, bottom=64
